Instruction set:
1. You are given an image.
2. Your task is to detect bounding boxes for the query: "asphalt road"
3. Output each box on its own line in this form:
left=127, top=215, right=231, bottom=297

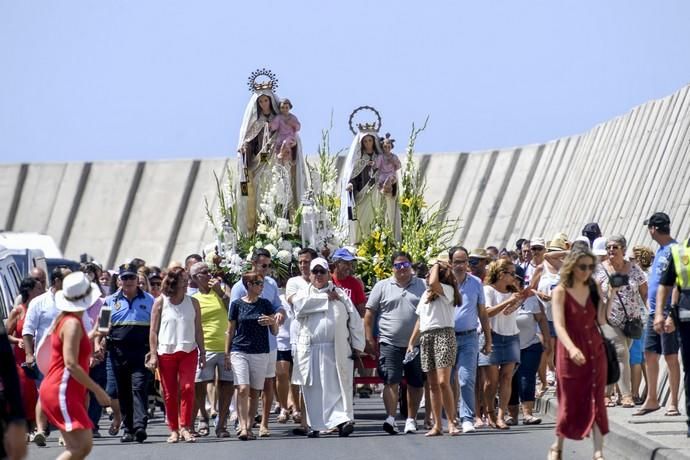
left=26, top=398, right=622, bottom=460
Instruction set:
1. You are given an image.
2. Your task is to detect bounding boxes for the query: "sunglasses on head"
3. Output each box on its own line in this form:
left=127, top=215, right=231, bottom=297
left=576, top=264, right=596, bottom=271
left=393, top=261, right=411, bottom=270
left=311, top=268, right=328, bottom=275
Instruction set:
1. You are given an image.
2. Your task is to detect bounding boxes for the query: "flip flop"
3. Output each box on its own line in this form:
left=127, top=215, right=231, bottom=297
left=632, top=406, right=660, bottom=416
left=665, top=408, right=681, bottom=416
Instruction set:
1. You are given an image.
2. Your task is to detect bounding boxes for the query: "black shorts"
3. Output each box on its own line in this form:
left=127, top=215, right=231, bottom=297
left=644, top=313, right=680, bottom=355
left=276, top=349, right=293, bottom=364
left=377, top=342, right=425, bottom=388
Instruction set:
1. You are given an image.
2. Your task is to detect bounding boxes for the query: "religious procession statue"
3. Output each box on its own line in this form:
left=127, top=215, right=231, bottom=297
left=339, top=106, right=402, bottom=245
left=236, top=69, right=307, bottom=235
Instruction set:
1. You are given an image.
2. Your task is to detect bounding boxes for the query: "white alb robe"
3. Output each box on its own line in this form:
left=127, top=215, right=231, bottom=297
left=291, top=283, right=365, bottom=430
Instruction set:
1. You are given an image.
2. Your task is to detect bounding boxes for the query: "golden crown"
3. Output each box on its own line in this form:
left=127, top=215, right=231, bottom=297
left=348, top=106, right=382, bottom=135
left=247, top=68, right=279, bottom=93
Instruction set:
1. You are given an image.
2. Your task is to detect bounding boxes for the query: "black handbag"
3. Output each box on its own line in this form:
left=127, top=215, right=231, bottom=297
left=590, top=281, right=620, bottom=385
left=617, top=292, right=644, bottom=339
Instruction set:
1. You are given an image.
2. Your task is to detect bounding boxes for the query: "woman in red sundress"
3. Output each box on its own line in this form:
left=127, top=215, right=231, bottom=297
left=39, top=272, right=111, bottom=460
left=548, top=249, right=616, bottom=460
left=6, top=277, right=43, bottom=431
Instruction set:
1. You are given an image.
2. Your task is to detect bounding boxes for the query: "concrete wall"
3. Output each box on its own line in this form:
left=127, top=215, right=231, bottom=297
left=2, top=83, right=690, bottom=266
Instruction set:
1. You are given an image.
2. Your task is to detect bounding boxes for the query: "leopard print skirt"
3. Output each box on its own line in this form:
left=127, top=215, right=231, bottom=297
left=420, top=327, right=457, bottom=372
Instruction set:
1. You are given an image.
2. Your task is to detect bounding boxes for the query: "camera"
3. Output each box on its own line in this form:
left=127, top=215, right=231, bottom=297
left=609, top=273, right=629, bottom=288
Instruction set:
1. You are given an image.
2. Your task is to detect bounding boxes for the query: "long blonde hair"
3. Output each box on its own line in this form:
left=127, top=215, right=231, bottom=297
left=559, top=249, right=596, bottom=288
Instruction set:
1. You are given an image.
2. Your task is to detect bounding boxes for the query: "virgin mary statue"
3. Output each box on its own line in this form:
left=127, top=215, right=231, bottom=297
left=236, top=69, right=307, bottom=235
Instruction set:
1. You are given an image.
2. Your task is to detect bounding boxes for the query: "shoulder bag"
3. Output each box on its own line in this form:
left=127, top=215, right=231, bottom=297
left=589, top=280, right=620, bottom=385
left=617, top=292, right=644, bottom=339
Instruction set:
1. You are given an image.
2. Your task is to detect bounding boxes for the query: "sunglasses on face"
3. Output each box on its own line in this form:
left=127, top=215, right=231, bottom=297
left=576, top=264, right=596, bottom=272
left=468, top=258, right=480, bottom=266
left=393, top=261, right=412, bottom=270
left=452, top=259, right=468, bottom=265
left=251, top=280, right=264, bottom=286
left=311, top=269, right=328, bottom=275
left=531, top=246, right=545, bottom=251
left=259, top=263, right=271, bottom=269
left=150, top=281, right=162, bottom=287
left=120, top=275, right=136, bottom=281
left=606, top=245, right=620, bottom=250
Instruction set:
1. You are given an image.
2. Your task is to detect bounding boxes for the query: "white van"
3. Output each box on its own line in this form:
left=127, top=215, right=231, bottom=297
left=0, top=245, right=22, bottom=320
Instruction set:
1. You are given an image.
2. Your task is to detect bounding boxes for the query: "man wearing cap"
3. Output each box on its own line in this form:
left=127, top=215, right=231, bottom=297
left=657, top=218, right=690, bottom=434
left=331, top=248, right=367, bottom=316
left=291, top=257, right=364, bottom=437
left=523, top=238, right=546, bottom=287
left=229, top=248, right=285, bottom=437
left=468, top=248, right=490, bottom=281
left=365, top=251, right=426, bottom=434
left=22, top=265, right=71, bottom=446
left=148, top=271, right=163, bottom=299
left=103, top=263, right=155, bottom=443
left=636, top=212, right=681, bottom=417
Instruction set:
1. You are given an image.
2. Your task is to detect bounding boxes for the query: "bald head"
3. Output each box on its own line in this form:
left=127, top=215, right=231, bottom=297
left=30, top=267, right=47, bottom=290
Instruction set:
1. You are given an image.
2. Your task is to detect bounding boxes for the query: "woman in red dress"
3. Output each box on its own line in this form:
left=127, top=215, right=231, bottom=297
left=6, top=277, right=43, bottom=431
left=39, top=272, right=110, bottom=460
left=549, top=249, right=615, bottom=460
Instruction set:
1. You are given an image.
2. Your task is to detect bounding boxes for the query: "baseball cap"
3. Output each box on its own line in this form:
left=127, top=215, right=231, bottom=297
left=148, top=271, right=163, bottom=281
left=118, top=263, right=137, bottom=277
left=310, top=258, right=329, bottom=272
left=644, top=212, right=670, bottom=228
left=332, top=248, right=356, bottom=261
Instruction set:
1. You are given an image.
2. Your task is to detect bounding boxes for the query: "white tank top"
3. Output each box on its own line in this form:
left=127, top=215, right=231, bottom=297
left=157, top=295, right=198, bottom=354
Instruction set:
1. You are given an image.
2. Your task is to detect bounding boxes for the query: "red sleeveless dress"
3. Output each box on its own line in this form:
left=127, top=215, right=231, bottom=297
left=12, top=304, right=38, bottom=421
left=555, top=291, right=609, bottom=439
left=39, top=313, right=93, bottom=432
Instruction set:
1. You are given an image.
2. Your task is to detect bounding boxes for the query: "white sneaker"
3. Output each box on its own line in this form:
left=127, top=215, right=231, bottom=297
left=404, top=418, right=417, bottom=434
left=383, top=416, right=399, bottom=435
left=462, top=421, right=476, bottom=433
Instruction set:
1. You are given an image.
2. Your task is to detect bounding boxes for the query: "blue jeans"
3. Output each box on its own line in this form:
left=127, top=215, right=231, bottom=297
left=452, top=330, right=479, bottom=423
left=88, top=360, right=107, bottom=431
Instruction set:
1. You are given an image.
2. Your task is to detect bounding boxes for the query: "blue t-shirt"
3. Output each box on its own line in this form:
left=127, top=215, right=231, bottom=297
left=229, top=297, right=274, bottom=354
left=648, top=240, right=677, bottom=314
left=454, top=274, right=485, bottom=332
left=230, top=276, right=282, bottom=351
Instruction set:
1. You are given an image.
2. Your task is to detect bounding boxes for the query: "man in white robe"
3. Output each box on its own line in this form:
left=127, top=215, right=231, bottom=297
left=291, top=257, right=365, bottom=437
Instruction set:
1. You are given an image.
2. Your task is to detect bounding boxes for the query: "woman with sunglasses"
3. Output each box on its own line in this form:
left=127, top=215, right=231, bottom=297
left=224, top=271, right=278, bottom=441
left=479, top=259, right=528, bottom=430
left=549, top=249, right=615, bottom=460
left=594, top=235, right=648, bottom=410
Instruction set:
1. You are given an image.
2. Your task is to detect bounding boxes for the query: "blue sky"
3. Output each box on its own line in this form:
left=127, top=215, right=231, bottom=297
left=1, top=0, right=689, bottom=163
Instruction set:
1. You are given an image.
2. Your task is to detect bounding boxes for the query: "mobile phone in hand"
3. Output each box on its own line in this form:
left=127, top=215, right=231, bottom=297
left=98, top=307, right=112, bottom=333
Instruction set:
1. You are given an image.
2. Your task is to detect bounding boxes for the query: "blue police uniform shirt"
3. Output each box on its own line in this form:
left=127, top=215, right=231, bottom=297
left=230, top=276, right=282, bottom=351
left=454, top=274, right=485, bottom=332
left=648, top=240, right=677, bottom=314
left=105, top=288, right=154, bottom=342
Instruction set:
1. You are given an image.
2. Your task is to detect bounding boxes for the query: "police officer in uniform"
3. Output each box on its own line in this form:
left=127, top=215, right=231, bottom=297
left=656, top=225, right=690, bottom=436
left=104, top=263, right=154, bottom=443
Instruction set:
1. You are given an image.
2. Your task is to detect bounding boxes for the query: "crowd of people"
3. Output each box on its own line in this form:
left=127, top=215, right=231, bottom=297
left=2, top=211, right=690, bottom=460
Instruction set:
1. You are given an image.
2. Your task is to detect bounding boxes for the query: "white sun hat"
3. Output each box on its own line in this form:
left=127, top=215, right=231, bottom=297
left=56, top=272, right=101, bottom=312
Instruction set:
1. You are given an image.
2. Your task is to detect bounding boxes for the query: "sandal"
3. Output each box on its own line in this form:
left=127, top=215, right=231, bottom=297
left=179, top=428, right=196, bottom=443
left=621, top=395, right=635, bottom=408
left=605, top=398, right=617, bottom=408
left=247, top=430, right=256, bottom=440
left=196, top=420, right=210, bottom=437
left=665, top=408, right=681, bottom=416
left=259, top=427, right=271, bottom=437
left=166, top=432, right=179, bottom=444
left=504, top=416, right=517, bottom=426
left=523, top=415, right=542, bottom=425
left=277, top=409, right=290, bottom=424
left=238, top=430, right=248, bottom=441
left=292, top=411, right=302, bottom=424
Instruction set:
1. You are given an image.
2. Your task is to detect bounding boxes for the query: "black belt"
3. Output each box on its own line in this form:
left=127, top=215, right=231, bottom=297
left=455, top=329, right=476, bottom=336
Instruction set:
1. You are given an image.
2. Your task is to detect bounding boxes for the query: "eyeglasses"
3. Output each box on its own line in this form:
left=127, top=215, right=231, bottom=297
left=452, top=259, right=468, bottom=265
left=120, top=274, right=136, bottom=281
left=251, top=280, right=264, bottom=286
left=576, top=264, right=596, bottom=271
left=311, top=268, right=328, bottom=275
left=606, top=245, right=620, bottom=250
left=393, top=261, right=411, bottom=270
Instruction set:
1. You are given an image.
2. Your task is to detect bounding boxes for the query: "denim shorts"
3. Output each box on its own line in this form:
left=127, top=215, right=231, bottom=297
left=479, top=332, right=520, bottom=366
